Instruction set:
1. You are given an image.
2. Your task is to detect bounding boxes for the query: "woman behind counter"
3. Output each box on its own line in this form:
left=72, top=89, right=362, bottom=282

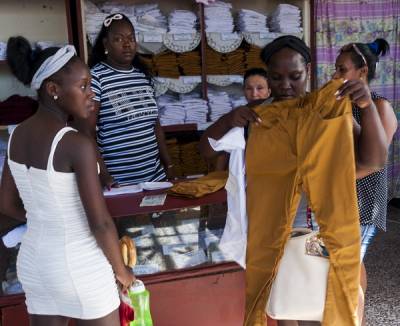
left=76, top=13, right=174, bottom=188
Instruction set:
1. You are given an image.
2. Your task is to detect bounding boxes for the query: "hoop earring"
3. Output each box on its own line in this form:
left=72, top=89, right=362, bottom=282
left=53, top=95, right=58, bottom=100
left=104, top=49, right=109, bottom=55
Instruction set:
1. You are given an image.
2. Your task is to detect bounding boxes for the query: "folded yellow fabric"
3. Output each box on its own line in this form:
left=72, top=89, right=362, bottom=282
left=168, top=171, right=228, bottom=198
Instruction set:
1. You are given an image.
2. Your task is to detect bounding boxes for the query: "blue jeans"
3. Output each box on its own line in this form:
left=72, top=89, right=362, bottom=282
left=360, top=224, right=378, bottom=261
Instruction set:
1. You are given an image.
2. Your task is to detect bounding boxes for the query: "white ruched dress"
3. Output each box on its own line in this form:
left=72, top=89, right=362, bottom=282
left=7, top=127, right=120, bottom=319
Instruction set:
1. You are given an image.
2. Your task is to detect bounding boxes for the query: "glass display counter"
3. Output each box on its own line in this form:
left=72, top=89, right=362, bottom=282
left=0, top=188, right=247, bottom=326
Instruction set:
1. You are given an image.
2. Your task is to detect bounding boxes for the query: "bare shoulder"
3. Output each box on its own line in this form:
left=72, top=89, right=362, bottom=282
left=62, top=130, right=97, bottom=162
left=374, top=98, right=393, bottom=111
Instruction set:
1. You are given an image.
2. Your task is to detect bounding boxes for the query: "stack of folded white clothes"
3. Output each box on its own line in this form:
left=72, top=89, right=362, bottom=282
left=180, top=93, right=208, bottom=125
left=204, top=1, right=234, bottom=33
left=0, top=42, right=7, bottom=60
left=168, top=10, right=198, bottom=34
left=269, top=4, right=302, bottom=34
left=134, top=3, right=168, bottom=34
left=84, top=0, right=108, bottom=45
left=230, top=95, right=248, bottom=108
left=157, top=94, right=185, bottom=125
left=237, top=9, right=269, bottom=33
left=208, top=90, right=233, bottom=122
left=98, top=1, right=131, bottom=14
left=35, top=41, right=64, bottom=50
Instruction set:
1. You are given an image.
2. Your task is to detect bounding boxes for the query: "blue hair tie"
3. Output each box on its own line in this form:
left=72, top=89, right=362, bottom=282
left=367, top=41, right=379, bottom=55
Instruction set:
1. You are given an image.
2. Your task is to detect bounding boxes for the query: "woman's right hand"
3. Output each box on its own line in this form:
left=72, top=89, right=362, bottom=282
left=116, top=268, right=136, bottom=292
left=225, top=105, right=262, bottom=128
left=100, top=171, right=119, bottom=191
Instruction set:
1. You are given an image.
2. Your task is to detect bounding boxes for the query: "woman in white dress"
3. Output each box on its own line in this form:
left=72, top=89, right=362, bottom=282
left=0, top=36, right=135, bottom=325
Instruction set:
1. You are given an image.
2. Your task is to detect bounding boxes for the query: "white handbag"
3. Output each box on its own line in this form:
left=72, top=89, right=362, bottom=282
left=266, top=228, right=329, bottom=321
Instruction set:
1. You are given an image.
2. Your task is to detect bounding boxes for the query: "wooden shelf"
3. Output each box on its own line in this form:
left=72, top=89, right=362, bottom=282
left=162, top=123, right=198, bottom=133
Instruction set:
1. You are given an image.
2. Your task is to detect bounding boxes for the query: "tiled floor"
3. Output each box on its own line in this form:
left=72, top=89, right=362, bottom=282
left=364, top=203, right=400, bottom=325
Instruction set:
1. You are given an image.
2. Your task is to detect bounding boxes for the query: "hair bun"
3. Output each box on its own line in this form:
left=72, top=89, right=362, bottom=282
left=367, top=38, right=390, bottom=57
left=367, top=41, right=379, bottom=55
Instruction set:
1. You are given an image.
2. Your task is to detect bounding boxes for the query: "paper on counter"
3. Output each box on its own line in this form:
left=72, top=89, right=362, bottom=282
left=103, top=184, right=142, bottom=196
left=140, top=193, right=167, bottom=207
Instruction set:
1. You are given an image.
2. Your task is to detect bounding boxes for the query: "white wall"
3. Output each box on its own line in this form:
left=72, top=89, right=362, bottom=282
left=0, top=0, right=69, bottom=100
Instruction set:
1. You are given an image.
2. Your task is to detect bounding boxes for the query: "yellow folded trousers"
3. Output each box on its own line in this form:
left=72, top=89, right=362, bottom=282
left=245, top=79, right=361, bottom=326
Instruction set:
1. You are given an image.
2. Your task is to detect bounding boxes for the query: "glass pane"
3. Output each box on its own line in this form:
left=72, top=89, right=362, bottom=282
left=115, top=202, right=229, bottom=276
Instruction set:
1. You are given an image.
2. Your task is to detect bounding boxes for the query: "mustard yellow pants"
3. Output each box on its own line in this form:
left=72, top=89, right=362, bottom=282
left=245, top=79, right=361, bottom=326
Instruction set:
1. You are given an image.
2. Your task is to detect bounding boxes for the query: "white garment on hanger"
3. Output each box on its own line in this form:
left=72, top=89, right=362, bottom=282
left=208, top=127, right=247, bottom=268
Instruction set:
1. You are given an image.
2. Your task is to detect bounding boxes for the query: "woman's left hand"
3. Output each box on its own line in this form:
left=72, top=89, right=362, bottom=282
left=165, top=164, right=177, bottom=181
left=335, top=79, right=373, bottom=109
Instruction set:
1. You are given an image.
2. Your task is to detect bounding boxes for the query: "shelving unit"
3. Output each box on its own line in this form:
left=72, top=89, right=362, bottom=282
left=70, top=0, right=311, bottom=133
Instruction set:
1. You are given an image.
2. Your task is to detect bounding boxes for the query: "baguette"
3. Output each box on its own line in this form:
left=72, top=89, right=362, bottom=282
left=119, top=236, right=137, bottom=267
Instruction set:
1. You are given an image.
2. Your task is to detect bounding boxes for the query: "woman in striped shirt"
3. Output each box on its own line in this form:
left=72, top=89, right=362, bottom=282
left=78, top=13, right=174, bottom=187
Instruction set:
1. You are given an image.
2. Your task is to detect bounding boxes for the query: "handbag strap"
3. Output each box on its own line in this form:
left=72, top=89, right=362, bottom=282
left=306, top=206, right=314, bottom=230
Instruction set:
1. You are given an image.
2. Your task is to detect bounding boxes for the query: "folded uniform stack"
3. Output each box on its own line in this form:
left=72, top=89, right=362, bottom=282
left=225, top=49, right=246, bottom=75
left=208, top=90, right=233, bottom=122
left=166, top=138, right=183, bottom=176
left=269, top=4, right=302, bottom=34
left=244, top=45, right=266, bottom=70
left=84, top=1, right=108, bottom=45
left=177, top=51, right=202, bottom=76
left=157, top=94, right=185, bottom=126
left=237, top=9, right=269, bottom=33
left=134, top=3, right=168, bottom=34
left=204, top=1, right=234, bottom=33
left=180, top=93, right=208, bottom=125
left=205, top=47, right=246, bottom=75
left=168, top=10, right=198, bottom=34
left=153, top=51, right=180, bottom=78
left=179, top=142, right=209, bottom=177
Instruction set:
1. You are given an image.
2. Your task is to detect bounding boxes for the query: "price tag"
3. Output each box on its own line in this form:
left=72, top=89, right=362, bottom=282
left=143, top=33, right=163, bottom=43
left=140, top=194, right=167, bottom=207
left=221, top=33, right=239, bottom=41
left=173, top=33, right=192, bottom=41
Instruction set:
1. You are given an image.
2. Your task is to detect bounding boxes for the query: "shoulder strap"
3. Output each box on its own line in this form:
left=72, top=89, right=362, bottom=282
left=47, top=127, right=77, bottom=171
left=7, top=126, right=18, bottom=159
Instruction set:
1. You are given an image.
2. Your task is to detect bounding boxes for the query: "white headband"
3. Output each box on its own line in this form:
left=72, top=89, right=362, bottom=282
left=30, top=45, right=76, bottom=90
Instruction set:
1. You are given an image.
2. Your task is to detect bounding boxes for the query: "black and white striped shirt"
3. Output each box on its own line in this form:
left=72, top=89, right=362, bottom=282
left=91, top=62, right=165, bottom=186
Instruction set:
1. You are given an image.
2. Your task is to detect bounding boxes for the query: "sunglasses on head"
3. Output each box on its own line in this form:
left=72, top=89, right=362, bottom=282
left=104, top=13, right=123, bottom=27
left=341, top=43, right=367, bottom=67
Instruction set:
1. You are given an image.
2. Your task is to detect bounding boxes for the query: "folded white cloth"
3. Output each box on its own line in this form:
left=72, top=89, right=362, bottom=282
left=2, top=224, right=27, bottom=248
